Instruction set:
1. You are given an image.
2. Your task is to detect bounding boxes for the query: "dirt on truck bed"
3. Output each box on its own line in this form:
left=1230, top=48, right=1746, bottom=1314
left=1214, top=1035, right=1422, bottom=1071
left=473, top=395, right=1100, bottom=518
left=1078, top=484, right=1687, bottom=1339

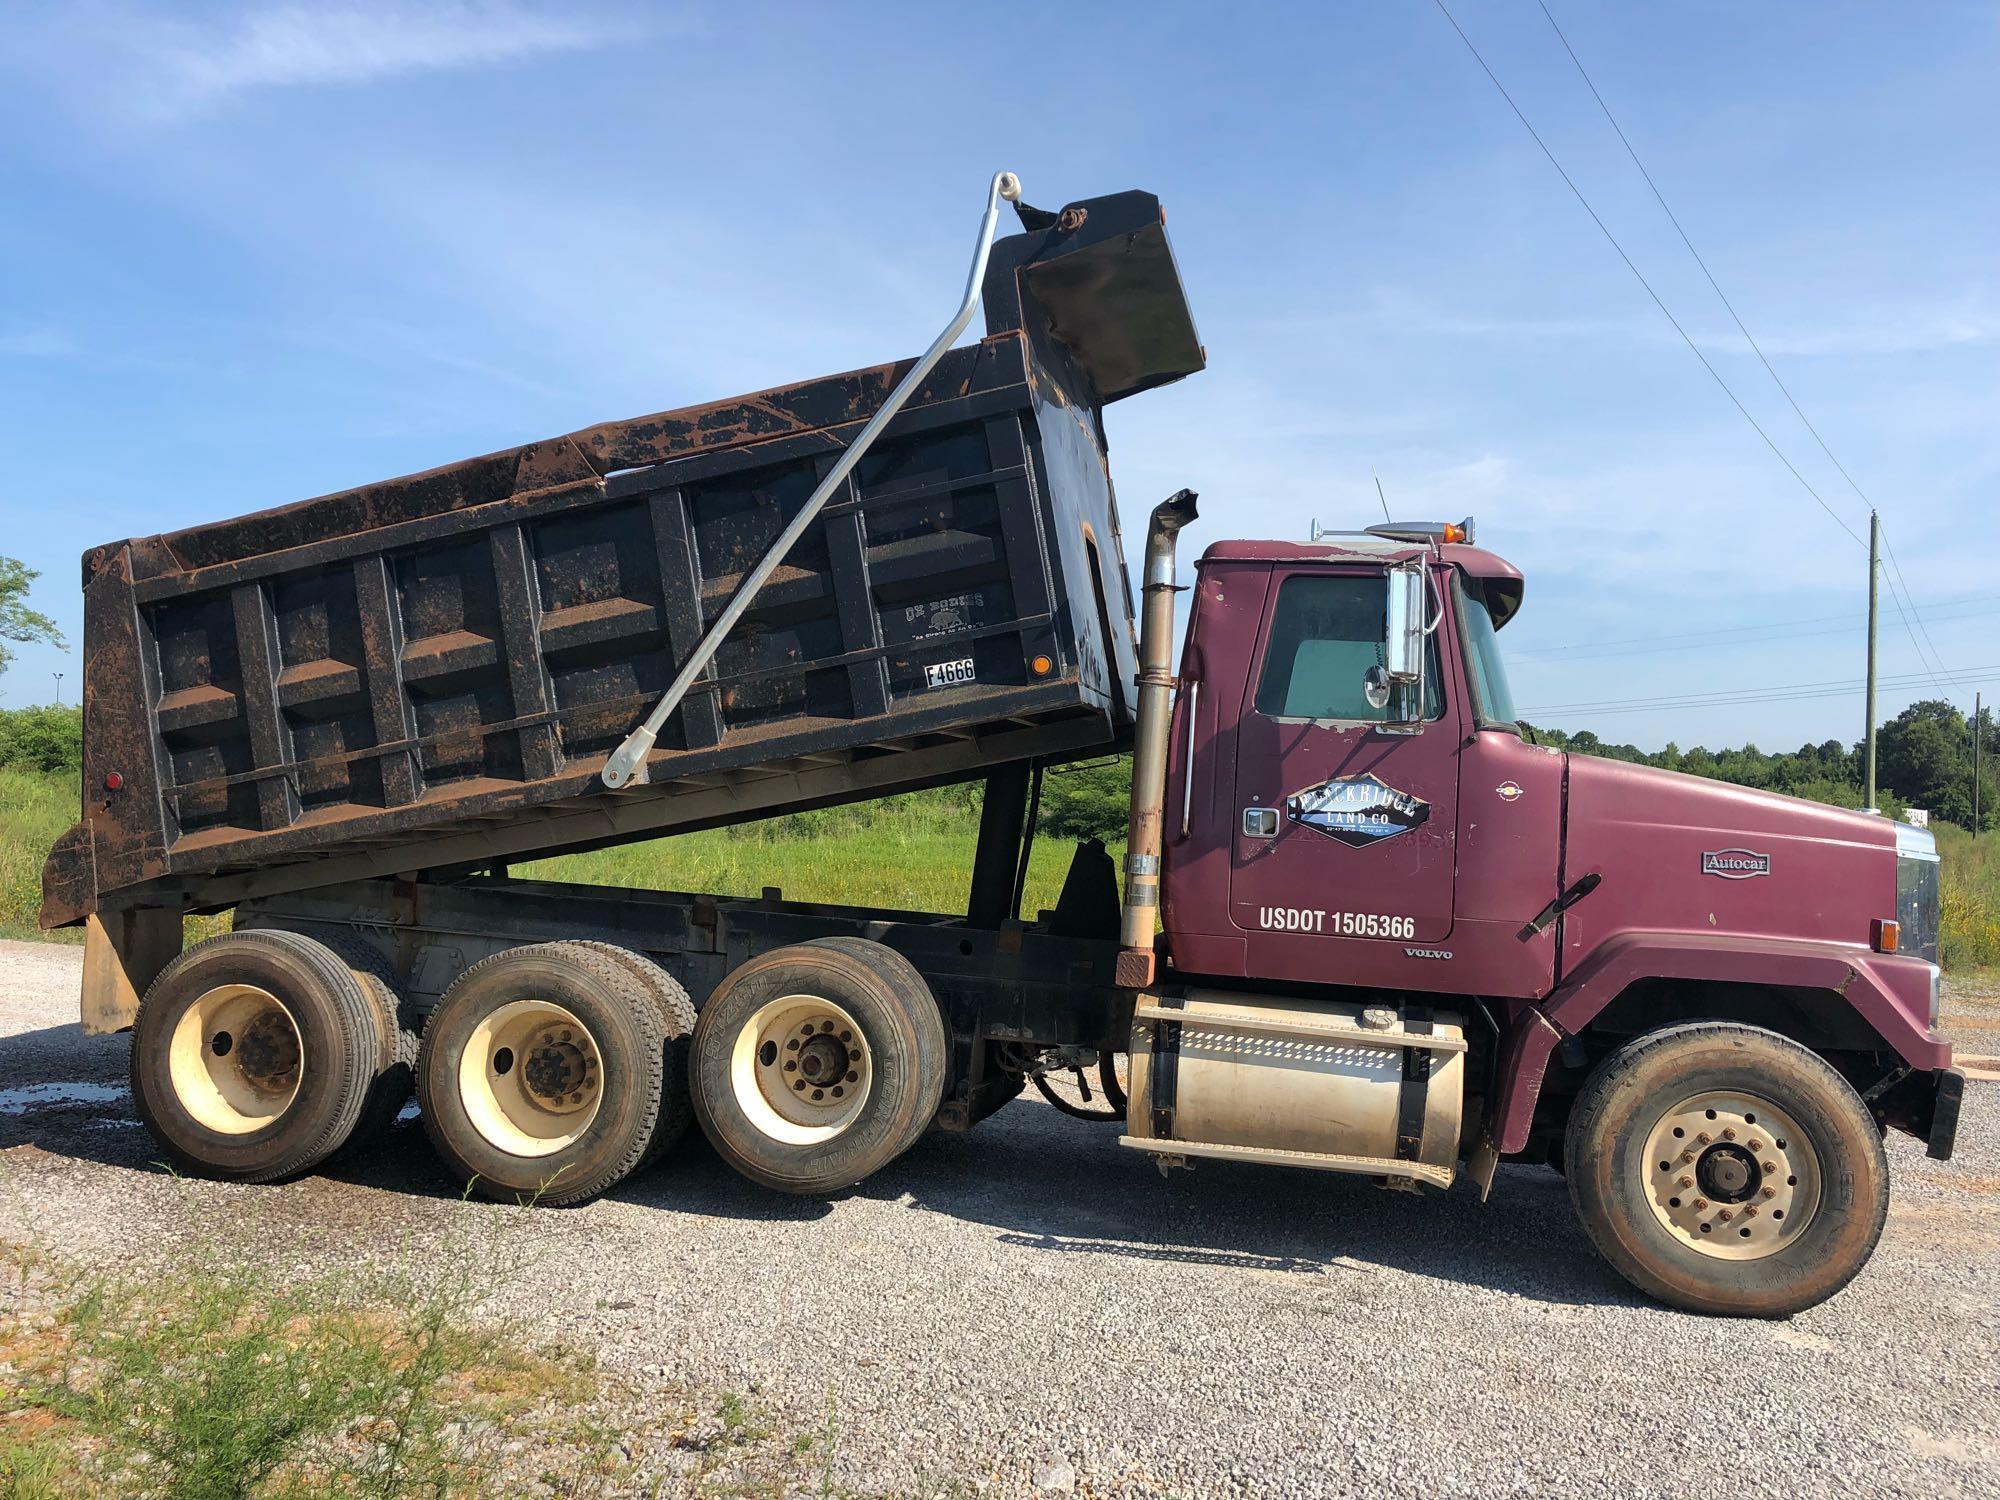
left=1, top=938, right=1996, bottom=1499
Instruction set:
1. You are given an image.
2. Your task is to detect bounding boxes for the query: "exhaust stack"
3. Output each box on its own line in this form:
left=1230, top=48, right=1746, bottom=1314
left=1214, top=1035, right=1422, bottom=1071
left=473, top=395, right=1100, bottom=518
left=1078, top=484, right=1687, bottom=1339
left=1116, top=488, right=1199, bottom=989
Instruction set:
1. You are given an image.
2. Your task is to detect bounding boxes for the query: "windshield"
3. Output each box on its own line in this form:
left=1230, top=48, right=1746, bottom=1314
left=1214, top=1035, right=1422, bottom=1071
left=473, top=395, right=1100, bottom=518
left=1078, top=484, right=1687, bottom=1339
left=1458, top=580, right=1518, bottom=728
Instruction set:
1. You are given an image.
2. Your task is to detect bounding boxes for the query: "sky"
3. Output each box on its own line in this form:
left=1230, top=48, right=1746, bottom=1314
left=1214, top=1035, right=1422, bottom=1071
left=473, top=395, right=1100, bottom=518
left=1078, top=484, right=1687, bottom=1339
left=0, top=0, right=1994, bottom=752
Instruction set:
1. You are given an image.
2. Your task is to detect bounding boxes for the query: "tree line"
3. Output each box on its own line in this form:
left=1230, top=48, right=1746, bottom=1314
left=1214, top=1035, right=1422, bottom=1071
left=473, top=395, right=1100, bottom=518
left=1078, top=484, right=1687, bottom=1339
left=1527, top=699, right=1997, bottom=830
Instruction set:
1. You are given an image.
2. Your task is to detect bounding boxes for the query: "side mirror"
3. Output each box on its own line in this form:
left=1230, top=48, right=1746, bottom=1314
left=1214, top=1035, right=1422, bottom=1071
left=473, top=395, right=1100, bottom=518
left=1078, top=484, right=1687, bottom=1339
left=1362, top=665, right=1392, bottom=711
left=1383, top=565, right=1426, bottom=682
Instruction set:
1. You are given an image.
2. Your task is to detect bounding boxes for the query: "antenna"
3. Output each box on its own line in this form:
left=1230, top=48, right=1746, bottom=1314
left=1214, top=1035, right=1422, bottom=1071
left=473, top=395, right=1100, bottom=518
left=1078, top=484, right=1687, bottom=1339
left=1372, top=470, right=1392, bottom=523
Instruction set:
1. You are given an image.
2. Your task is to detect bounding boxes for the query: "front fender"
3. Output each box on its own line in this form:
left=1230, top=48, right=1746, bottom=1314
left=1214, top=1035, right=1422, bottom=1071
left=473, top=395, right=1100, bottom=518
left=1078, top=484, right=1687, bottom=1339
left=1491, top=930, right=1947, bottom=1155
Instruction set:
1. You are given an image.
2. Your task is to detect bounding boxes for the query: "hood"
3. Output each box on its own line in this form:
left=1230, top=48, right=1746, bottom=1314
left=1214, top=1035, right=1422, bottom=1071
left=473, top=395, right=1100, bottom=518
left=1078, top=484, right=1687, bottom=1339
left=1559, top=754, right=1898, bottom=955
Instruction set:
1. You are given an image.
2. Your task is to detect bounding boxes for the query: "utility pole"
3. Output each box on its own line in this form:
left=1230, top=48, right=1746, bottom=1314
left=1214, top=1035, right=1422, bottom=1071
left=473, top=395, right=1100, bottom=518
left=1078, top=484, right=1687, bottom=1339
left=1977, top=691, right=1984, bottom=840
left=1864, top=510, right=1879, bottom=813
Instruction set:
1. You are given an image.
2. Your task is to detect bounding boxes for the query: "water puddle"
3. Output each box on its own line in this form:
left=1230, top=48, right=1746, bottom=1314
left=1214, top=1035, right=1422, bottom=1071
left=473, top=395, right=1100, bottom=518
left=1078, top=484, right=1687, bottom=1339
left=0, top=1081, right=129, bottom=1115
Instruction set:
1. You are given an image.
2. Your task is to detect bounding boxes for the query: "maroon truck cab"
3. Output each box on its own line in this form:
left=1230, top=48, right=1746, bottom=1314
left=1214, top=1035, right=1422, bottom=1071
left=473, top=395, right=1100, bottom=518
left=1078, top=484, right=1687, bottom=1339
left=1156, top=532, right=1956, bottom=1170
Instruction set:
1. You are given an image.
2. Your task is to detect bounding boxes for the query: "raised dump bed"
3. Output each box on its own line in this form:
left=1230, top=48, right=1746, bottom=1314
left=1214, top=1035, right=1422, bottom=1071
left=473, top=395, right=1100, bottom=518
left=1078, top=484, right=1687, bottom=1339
left=43, top=186, right=1203, bottom=929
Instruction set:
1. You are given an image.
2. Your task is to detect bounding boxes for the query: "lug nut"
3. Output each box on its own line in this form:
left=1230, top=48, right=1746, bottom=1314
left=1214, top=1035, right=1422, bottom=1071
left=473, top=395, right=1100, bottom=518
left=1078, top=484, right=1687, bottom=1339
left=786, top=1038, right=800, bottom=1051
left=1762, top=1161, right=1778, bottom=1174
left=1747, top=1139, right=1764, bottom=1153
left=1717, top=1209, right=1734, bottom=1222
left=1741, top=1205, right=1758, bottom=1218
left=845, top=1071, right=859, bottom=1083
left=1696, top=1132, right=1712, bottom=1145
left=1679, top=1150, right=1696, bottom=1165
left=1721, top=1127, right=1737, bottom=1141
left=1677, top=1176, right=1694, bottom=1189
left=1692, top=1198, right=1709, bottom=1211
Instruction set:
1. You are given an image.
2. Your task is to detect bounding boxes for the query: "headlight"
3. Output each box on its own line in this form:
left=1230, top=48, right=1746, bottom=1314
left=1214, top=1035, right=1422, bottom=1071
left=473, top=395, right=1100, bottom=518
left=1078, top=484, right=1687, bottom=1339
left=1895, top=821, right=1941, bottom=966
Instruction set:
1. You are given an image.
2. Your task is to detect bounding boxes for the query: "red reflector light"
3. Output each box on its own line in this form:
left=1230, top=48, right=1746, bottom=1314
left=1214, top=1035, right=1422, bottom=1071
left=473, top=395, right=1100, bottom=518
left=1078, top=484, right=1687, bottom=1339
left=1872, top=918, right=1899, bottom=954
left=103, top=772, right=124, bottom=792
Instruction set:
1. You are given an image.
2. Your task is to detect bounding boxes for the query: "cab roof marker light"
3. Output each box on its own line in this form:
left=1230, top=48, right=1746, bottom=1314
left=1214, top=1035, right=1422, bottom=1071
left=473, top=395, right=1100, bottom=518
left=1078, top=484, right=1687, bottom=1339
left=1365, top=517, right=1476, bottom=546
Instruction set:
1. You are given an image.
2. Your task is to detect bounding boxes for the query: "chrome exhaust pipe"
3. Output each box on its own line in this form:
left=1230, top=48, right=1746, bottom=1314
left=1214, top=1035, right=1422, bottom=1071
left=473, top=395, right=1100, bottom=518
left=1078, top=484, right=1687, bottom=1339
left=1116, top=488, right=1198, bottom=989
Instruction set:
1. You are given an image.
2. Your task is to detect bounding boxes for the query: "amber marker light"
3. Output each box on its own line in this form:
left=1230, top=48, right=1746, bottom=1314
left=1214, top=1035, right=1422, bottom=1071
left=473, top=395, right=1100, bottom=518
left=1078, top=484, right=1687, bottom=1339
left=1872, top=918, right=1900, bottom=954
left=1030, top=654, right=1054, bottom=677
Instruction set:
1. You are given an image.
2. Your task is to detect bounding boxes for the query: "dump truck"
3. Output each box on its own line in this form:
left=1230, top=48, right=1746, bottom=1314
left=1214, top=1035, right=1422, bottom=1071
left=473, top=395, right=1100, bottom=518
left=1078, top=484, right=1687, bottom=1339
left=44, top=173, right=1962, bottom=1317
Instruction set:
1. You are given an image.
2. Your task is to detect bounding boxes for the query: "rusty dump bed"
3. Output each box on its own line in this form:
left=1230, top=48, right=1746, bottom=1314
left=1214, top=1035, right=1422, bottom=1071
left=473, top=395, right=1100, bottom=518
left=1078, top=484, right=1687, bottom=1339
left=43, top=190, right=1204, bottom=928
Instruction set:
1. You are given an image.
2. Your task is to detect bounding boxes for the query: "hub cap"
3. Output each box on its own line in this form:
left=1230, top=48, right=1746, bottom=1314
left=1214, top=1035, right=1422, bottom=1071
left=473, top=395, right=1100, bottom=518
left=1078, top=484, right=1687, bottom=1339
left=168, top=984, right=303, bottom=1134
left=459, top=999, right=603, bottom=1158
left=729, top=994, right=873, bottom=1146
left=1643, top=1090, right=1821, bottom=1261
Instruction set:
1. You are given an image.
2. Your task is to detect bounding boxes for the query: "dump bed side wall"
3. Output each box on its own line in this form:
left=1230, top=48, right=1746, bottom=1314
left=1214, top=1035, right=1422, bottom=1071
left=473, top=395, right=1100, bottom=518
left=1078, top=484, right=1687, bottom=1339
left=47, top=333, right=1135, bottom=926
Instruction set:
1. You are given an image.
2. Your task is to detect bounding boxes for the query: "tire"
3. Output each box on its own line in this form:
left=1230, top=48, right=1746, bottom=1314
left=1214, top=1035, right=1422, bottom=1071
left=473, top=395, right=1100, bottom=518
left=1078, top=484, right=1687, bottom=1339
left=691, top=940, right=946, bottom=1194
left=129, top=929, right=382, bottom=1184
left=311, top=930, right=419, bottom=1156
left=416, top=943, right=665, bottom=1206
left=546, top=941, right=697, bottom=1168
left=1565, top=1021, right=1889, bottom=1317
left=801, top=937, right=947, bottom=1158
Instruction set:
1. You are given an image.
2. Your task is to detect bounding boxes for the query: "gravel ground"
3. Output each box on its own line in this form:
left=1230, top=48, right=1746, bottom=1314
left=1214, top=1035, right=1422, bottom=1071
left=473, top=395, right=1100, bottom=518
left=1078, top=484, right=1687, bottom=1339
left=1, top=937, right=1996, bottom=1499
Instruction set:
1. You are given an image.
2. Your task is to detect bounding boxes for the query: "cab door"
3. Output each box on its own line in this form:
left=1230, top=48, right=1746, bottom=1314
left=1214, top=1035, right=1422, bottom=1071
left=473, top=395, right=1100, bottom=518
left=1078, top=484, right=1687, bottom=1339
left=1228, top=565, right=1461, bottom=986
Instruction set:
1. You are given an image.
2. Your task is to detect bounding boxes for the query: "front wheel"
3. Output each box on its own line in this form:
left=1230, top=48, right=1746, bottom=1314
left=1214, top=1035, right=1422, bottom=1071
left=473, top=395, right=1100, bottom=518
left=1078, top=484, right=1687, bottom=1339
left=1565, top=1022, right=1888, bottom=1317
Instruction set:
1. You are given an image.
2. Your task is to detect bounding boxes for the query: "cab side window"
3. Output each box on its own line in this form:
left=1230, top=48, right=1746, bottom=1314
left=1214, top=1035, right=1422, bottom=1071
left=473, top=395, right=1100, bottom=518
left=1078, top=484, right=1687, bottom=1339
left=1252, top=574, right=1442, bottom=722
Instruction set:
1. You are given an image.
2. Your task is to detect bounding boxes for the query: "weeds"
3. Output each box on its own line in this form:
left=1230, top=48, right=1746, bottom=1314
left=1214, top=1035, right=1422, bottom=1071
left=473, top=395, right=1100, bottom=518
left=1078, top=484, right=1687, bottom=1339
left=0, top=1240, right=600, bottom=1499
left=1937, top=822, right=2000, bottom=973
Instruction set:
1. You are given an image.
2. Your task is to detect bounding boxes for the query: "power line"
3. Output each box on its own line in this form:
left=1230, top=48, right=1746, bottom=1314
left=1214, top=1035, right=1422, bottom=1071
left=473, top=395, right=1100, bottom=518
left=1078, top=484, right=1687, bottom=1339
left=1520, top=661, right=2000, bottom=718
left=1507, top=595, right=2000, bottom=662
left=1875, top=518, right=1955, bottom=683
left=1532, top=1, right=1957, bottom=692
left=1431, top=0, right=1869, bottom=550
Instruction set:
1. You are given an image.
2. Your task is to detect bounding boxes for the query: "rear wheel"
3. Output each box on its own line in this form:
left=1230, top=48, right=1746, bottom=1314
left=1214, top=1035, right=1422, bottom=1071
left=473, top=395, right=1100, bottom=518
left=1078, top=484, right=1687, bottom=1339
left=1565, top=1021, right=1888, bottom=1317
left=310, top=931, right=419, bottom=1157
left=417, top=943, right=665, bottom=1205
left=130, top=930, right=381, bottom=1183
left=691, top=940, right=945, bottom=1194
left=543, top=941, right=697, bottom=1168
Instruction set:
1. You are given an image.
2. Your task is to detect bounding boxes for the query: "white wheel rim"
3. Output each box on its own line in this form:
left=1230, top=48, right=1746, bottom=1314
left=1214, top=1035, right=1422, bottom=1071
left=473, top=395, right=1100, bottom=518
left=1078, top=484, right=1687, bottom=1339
left=1643, top=1091, right=1822, bottom=1261
left=729, top=993, right=873, bottom=1146
left=458, top=999, right=604, bottom=1158
left=168, top=984, right=303, bottom=1135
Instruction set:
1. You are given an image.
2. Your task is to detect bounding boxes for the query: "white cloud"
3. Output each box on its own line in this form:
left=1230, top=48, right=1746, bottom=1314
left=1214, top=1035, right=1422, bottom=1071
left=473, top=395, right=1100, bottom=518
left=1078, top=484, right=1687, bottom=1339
left=28, top=2, right=660, bottom=120
left=0, top=327, right=81, bottom=359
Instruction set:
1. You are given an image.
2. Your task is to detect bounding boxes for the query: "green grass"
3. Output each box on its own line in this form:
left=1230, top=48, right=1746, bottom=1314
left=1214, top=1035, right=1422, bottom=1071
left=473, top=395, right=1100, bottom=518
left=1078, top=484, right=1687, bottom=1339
left=518, top=789, right=1109, bottom=919
left=0, top=768, right=76, bottom=943
left=1937, top=821, right=2000, bottom=973
left=0, top=1230, right=905, bottom=1499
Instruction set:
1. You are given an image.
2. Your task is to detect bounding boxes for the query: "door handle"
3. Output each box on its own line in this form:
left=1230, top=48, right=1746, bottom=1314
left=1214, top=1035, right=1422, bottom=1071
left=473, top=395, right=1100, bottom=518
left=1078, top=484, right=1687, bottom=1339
left=1242, top=807, right=1279, bottom=838
left=1178, top=680, right=1200, bottom=839
left=1520, top=872, right=1602, bottom=938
